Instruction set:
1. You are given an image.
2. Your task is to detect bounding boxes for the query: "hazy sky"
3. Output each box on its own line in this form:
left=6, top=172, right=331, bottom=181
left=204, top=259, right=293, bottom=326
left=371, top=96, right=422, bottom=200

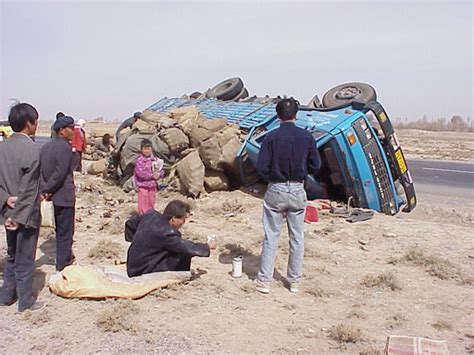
left=1, top=0, right=472, bottom=122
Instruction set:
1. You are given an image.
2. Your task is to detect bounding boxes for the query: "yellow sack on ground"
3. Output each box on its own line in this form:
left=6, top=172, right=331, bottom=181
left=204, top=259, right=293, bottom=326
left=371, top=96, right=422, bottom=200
left=48, top=265, right=191, bottom=300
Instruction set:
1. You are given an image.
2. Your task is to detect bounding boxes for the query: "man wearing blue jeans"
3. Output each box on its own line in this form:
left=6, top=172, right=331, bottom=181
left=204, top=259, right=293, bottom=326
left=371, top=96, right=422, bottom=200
left=256, top=98, right=321, bottom=293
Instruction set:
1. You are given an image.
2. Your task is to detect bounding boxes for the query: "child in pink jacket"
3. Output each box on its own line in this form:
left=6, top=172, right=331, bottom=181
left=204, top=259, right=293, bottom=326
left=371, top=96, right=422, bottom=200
left=134, top=139, right=164, bottom=214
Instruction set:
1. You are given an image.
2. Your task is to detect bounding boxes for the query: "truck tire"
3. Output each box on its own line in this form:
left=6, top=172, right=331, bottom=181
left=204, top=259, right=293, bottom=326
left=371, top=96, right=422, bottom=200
left=322, top=82, right=377, bottom=108
left=307, top=94, right=322, bottom=108
left=207, top=77, right=244, bottom=101
left=189, top=91, right=201, bottom=99
left=232, top=87, right=249, bottom=101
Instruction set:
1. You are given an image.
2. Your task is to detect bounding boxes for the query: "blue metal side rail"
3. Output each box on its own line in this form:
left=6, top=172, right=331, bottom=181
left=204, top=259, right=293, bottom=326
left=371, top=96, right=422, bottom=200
left=148, top=97, right=277, bottom=130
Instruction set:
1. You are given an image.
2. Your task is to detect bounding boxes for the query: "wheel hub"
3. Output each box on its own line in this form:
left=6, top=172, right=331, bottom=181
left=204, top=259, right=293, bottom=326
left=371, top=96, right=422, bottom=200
left=335, top=87, right=361, bottom=100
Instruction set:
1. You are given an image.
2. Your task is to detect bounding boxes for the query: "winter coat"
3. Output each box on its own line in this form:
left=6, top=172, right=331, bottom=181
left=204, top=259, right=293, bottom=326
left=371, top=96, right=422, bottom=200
left=133, top=154, right=157, bottom=190
left=126, top=210, right=210, bottom=277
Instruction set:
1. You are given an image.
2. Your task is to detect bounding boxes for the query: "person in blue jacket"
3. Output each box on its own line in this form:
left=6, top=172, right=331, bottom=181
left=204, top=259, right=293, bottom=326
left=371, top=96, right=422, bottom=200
left=255, top=98, right=321, bottom=294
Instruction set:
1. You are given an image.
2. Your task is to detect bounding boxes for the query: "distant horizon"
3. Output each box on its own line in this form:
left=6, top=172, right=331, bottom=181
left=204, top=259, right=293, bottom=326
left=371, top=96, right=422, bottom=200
left=1, top=1, right=472, bottom=122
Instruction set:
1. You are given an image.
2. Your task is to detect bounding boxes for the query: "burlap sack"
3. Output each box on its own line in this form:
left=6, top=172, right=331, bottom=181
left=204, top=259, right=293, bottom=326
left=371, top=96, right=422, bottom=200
left=141, top=110, right=177, bottom=128
left=132, top=118, right=156, bottom=134
left=204, top=170, right=230, bottom=191
left=196, top=116, right=227, bottom=132
left=176, top=150, right=204, bottom=197
left=189, top=126, right=214, bottom=147
left=219, top=137, right=241, bottom=167
left=150, top=133, right=171, bottom=162
left=162, top=127, right=189, bottom=152
left=170, top=106, right=199, bottom=134
left=170, top=106, right=199, bottom=122
left=215, top=125, right=240, bottom=147
left=87, top=159, right=107, bottom=175
left=199, top=136, right=222, bottom=171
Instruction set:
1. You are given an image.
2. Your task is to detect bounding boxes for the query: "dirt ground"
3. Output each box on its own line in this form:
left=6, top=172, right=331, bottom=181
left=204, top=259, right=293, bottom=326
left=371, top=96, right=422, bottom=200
left=0, top=127, right=473, bottom=353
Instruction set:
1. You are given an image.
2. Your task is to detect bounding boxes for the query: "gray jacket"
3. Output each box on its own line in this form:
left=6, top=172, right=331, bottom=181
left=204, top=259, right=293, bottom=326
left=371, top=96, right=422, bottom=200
left=0, top=133, right=41, bottom=228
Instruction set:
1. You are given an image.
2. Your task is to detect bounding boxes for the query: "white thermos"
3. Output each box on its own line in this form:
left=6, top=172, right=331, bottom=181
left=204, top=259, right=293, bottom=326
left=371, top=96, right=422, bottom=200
left=232, top=256, right=243, bottom=278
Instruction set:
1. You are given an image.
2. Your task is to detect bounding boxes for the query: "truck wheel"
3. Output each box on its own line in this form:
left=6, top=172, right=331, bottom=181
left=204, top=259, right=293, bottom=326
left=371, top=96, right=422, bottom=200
left=207, top=77, right=244, bottom=101
left=322, top=82, right=377, bottom=108
left=189, top=91, right=201, bottom=99
left=232, top=87, right=249, bottom=101
left=307, top=94, right=322, bottom=108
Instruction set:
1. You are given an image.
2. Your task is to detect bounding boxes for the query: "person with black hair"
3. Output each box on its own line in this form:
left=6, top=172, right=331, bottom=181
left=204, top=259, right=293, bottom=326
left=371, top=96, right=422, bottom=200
left=255, top=98, right=321, bottom=294
left=40, top=115, right=76, bottom=272
left=0, top=102, right=45, bottom=312
left=50, top=111, right=65, bottom=139
left=133, top=138, right=164, bottom=214
left=126, top=200, right=216, bottom=277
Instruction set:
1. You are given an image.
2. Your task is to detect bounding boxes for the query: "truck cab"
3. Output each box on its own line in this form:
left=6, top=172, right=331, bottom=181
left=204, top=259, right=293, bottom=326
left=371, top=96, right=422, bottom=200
left=243, top=101, right=416, bottom=214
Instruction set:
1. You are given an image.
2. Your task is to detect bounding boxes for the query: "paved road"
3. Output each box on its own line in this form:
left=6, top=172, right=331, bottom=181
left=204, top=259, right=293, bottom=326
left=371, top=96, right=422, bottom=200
left=406, top=159, right=474, bottom=191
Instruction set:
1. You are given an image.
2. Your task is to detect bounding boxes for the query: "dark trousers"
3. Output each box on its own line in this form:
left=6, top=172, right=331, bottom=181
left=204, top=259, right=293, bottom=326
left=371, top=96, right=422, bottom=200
left=72, top=151, right=82, bottom=172
left=54, top=205, right=75, bottom=271
left=0, top=226, right=39, bottom=311
left=159, top=254, right=192, bottom=272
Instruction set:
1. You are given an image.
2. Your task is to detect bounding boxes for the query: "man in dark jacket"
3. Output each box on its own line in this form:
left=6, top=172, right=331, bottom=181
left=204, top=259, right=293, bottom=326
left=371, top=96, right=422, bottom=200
left=126, top=200, right=216, bottom=277
left=256, top=98, right=321, bottom=294
left=115, top=111, right=141, bottom=141
left=40, top=116, right=76, bottom=271
left=0, top=102, right=45, bottom=312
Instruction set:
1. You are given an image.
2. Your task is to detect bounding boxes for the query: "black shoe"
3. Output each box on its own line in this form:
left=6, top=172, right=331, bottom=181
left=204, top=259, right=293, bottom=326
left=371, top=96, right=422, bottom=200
left=0, top=297, right=17, bottom=306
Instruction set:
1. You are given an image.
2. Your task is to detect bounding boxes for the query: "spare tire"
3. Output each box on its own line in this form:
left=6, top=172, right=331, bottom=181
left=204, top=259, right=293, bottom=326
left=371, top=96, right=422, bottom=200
left=232, top=87, right=249, bottom=102
left=207, top=77, right=244, bottom=101
left=307, top=94, right=322, bottom=108
left=322, top=82, right=376, bottom=108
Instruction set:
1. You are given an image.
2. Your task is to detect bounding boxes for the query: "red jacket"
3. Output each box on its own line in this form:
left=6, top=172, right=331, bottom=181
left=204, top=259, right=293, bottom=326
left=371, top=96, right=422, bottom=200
left=71, top=127, right=87, bottom=152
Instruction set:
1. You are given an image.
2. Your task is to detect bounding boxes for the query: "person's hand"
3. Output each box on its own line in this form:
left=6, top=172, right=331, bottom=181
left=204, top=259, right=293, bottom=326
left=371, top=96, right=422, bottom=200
left=5, top=217, right=18, bottom=231
left=72, top=147, right=77, bottom=152
left=6, top=196, right=17, bottom=208
left=208, top=239, right=217, bottom=250
left=41, top=193, right=52, bottom=201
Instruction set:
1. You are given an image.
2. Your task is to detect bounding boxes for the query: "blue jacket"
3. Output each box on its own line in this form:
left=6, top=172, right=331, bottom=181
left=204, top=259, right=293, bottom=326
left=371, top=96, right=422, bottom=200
left=257, top=121, right=321, bottom=182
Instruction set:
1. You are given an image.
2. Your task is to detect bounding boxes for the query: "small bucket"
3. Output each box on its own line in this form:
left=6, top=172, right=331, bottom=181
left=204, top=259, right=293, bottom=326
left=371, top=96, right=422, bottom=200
left=232, top=256, right=243, bottom=278
left=304, top=205, right=318, bottom=223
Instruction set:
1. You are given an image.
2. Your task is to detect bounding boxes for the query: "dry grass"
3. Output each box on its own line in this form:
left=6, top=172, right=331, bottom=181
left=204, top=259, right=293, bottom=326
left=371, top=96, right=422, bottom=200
left=222, top=199, right=245, bottom=214
left=361, top=272, right=401, bottom=291
left=96, top=301, right=139, bottom=333
left=328, top=324, right=364, bottom=343
left=432, top=320, right=453, bottom=331
left=390, top=246, right=462, bottom=280
left=88, top=240, right=122, bottom=259
left=305, top=286, right=330, bottom=298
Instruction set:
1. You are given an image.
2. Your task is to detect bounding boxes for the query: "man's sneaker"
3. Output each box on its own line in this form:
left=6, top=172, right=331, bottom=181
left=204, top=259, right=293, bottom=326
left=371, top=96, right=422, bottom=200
left=256, top=280, right=270, bottom=294
left=19, top=300, right=47, bottom=313
left=289, top=282, right=299, bottom=293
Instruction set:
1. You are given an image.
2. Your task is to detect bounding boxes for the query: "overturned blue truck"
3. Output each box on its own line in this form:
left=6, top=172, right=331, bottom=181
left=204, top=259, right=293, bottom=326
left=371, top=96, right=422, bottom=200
left=117, top=79, right=416, bottom=215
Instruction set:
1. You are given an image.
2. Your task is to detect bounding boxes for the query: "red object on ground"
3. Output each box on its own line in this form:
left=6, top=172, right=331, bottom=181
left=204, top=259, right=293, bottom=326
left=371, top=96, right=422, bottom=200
left=304, top=205, right=318, bottom=223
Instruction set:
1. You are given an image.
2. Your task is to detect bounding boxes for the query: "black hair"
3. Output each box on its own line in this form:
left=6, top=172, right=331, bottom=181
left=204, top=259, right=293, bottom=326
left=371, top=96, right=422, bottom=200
left=163, top=200, right=191, bottom=220
left=56, top=112, right=65, bottom=120
left=8, top=103, right=39, bottom=132
left=140, top=138, right=152, bottom=149
left=275, top=98, right=298, bottom=121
